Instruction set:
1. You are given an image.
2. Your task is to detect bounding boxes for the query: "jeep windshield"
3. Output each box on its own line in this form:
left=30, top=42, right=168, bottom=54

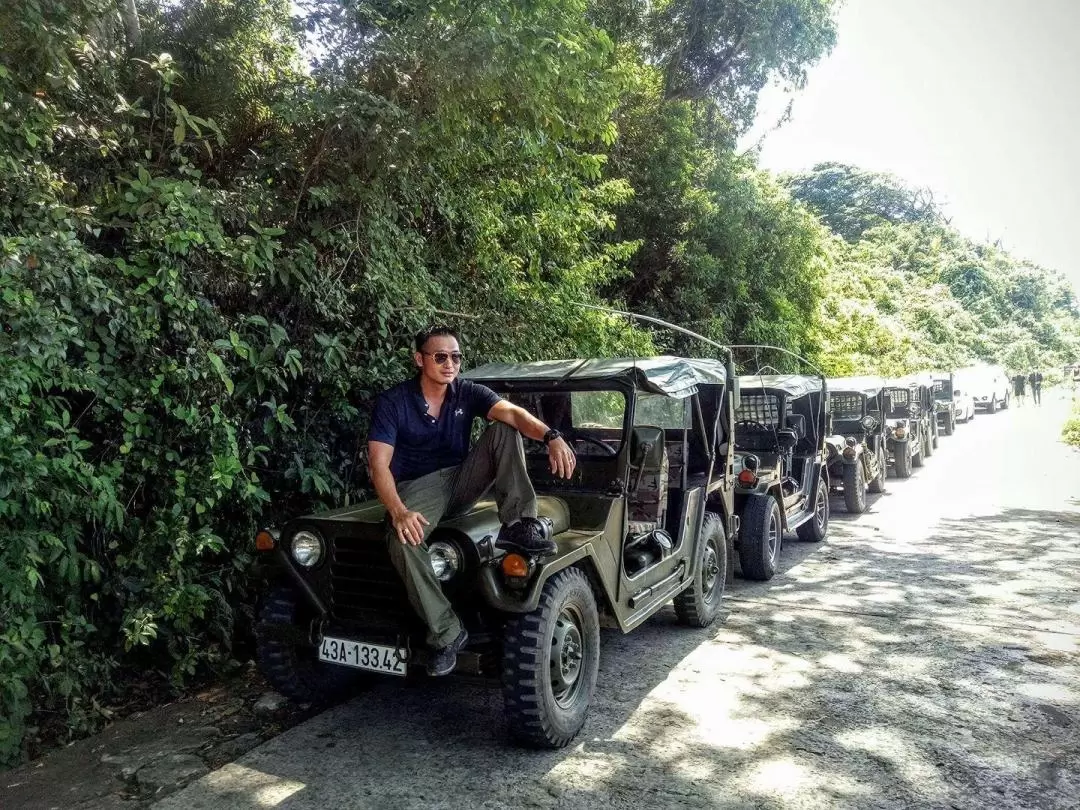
left=502, top=389, right=627, bottom=457
left=885, top=387, right=914, bottom=419
left=830, top=391, right=865, bottom=423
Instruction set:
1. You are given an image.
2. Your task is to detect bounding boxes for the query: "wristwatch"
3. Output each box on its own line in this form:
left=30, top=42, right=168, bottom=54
left=542, top=428, right=561, bottom=445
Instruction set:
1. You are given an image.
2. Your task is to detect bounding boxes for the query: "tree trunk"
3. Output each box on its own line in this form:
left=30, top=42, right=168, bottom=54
left=118, top=0, right=141, bottom=48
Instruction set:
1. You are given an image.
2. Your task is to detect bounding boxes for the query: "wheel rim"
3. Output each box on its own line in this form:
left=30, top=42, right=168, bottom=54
left=549, top=606, right=585, bottom=707
left=816, top=486, right=828, bottom=527
left=702, top=541, right=721, bottom=597
left=768, top=511, right=780, bottom=558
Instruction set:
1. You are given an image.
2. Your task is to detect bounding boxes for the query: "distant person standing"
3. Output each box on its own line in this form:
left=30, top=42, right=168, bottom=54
left=1012, top=373, right=1026, bottom=405
left=1028, top=370, right=1043, bottom=405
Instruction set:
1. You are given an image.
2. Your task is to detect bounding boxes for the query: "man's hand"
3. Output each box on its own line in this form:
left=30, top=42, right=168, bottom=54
left=391, top=508, right=429, bottom=546
left=547, top=436, right=577, bottom=479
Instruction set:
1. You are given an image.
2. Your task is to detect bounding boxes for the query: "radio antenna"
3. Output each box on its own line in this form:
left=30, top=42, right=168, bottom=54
left=576, top=302, right=732, bottom=359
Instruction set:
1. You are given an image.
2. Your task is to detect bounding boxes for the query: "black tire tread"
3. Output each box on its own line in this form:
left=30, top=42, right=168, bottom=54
left=868, top=447, right=886, bottom=493
left=674, top=512, right=727, bottom=627
left=894, top=442, right=913, bottom=478
left=842, top=463, right=867, bottom=514
left=502, top=568, right=599, bottom=749
left=255, top=586, right=358, bottom=704
left=739, top=495, right=780, bottom=581
left=797, top=475, right=830, bottom=542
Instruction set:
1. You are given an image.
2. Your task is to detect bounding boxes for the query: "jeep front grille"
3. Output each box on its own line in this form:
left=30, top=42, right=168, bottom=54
left=329, top=534, right=419, bottom=631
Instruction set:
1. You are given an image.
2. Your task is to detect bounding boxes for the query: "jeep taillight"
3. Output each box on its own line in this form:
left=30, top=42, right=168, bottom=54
left=737, top=468, right=758, bottom=487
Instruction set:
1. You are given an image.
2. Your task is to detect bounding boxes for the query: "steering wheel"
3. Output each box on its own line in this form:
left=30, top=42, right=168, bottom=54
left=571, top=435, right=618, bottom=457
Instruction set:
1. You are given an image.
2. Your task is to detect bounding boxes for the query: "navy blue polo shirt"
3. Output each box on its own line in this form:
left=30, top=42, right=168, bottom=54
left=369, top=376, right=502, bottom=481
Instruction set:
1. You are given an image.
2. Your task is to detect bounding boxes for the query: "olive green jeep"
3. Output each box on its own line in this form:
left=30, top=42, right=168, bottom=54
left=252, top=357, right=741, bottom=749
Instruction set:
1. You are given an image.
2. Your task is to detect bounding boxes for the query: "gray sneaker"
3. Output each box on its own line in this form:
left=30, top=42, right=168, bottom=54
left=428, top=628, right=469, bottom=677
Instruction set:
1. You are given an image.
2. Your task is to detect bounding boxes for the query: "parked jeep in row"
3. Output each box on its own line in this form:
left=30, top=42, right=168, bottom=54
left=731, top=374, right=830, bottom=580
left=824, top=376, right=888, bottom=513
left=883, top=375, right=937, bottom=478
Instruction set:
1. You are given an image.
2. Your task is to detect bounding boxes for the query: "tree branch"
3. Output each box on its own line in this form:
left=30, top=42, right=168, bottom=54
left=664, top=29, right=748, bottom=103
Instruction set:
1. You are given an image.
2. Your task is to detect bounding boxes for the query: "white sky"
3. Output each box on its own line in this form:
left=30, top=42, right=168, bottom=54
left=742, top=0, right=1080, bottom=291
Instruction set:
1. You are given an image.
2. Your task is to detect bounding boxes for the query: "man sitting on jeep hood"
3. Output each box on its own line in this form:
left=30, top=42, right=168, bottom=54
left=367, top=325, right=577, bottom=676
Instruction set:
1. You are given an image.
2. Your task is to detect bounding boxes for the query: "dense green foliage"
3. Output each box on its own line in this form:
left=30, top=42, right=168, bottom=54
left=1, top=0, right=1076, bottom=766
left=0, top=0, right=655, bottom=763
left=1063, top=402, right=1080, bottom=448
left=785, top=164, right=1080, bottom=375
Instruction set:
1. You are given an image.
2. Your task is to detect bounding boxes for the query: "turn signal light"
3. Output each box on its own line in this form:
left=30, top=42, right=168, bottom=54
left=501, top=553, right=530, bottom=578
left=255, top=530, right=276, bottom=551
left=737, top=469, right=758, bottom=487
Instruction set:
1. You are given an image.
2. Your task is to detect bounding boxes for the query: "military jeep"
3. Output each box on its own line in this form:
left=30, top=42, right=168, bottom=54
left=824, top=376, right=888, bottom=513
left=883, top=376, right=936, bottom=478
left=730, top=374, right=830, bottom=581
left=252, top=357, right=740, bottom=749
left=932, top=373, right=957, bottom=436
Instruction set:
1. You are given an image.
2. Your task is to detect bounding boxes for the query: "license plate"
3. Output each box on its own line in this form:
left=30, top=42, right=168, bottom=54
left=318, top=635, right=408, bottom=676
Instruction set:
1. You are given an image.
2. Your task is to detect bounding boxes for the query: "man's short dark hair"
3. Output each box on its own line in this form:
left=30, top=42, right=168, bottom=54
left=414, top=325, right=459, bottom=353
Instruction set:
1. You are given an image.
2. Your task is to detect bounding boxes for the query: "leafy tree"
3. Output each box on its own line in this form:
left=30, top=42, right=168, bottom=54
left=783, top=162, right=941, bottom=242
left=649, top=0, right=838, bottom=127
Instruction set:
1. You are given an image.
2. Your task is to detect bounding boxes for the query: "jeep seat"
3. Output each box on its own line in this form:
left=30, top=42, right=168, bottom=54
left=627, top=426, right=668, bottom=532
left=787, top=413, right=816, bottom=455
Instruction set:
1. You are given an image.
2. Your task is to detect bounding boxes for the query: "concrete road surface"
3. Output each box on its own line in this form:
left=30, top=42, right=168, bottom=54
left=158, top=395, right=1080, bottom=810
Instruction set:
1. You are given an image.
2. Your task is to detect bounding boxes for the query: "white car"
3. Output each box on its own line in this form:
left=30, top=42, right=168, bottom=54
left=957, top=364, right=1010, bottom=414
left=952, top=386, right=975, bottom=423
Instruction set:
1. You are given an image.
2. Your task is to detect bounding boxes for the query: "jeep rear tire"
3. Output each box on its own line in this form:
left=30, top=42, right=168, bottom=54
left=797, top=475, right=830, bottom=541
left=674, top=511, right=727, bottom=627
left=942, top=413, right=954, bottom=436
left=502, top=567, right=600, bottom=749
left=894, top=442, right=913, bottom=478
left=739, top=494, right=782, bottom=580
left=912, top=435, right=925, bottom=468
left=843, top=463, right=867, bottom=513
left=925, top=426, right=935, bottom=456
left=255, top=585, right=360, bottom=704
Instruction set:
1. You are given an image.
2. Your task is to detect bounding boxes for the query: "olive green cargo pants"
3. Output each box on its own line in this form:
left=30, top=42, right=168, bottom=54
left=386, top=421, right=537, bottom=648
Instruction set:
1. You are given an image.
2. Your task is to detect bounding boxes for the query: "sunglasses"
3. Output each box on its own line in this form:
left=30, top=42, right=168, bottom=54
left=423, top=351, right=464, bottom=366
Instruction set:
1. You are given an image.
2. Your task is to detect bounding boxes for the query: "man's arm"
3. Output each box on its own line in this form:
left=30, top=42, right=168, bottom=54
left=368, top=440, right=428, bottom=546
left=486, top=400, right=576, bottom=479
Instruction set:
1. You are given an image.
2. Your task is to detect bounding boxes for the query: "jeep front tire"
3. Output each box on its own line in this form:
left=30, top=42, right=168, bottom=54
left=739, top=494, right=782, bottom=580
left=502, top=567, right=600, bottom=748
left=893, top=441, right=913, bottom=478
left=674, top=511, right=727, bottom=627
left=868, top=446, right=886, bottom=493
left=798, top=474, right=830, bottom=541
left=255, top=585, right=360, bottom=704
left=843, top=463, right=867, bottom=513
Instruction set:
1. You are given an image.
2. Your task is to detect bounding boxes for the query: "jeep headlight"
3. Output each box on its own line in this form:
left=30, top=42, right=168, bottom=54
left=290, top=530, right=324, bottom=568
left=429, top=541, right=462, bottom=582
